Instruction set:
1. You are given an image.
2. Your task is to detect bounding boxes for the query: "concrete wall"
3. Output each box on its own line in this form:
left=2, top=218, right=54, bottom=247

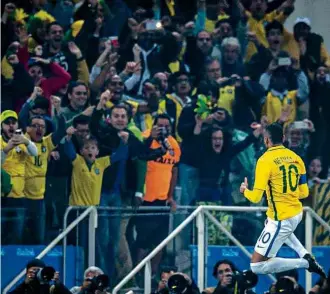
left=284, top=0, right=330, bottom=50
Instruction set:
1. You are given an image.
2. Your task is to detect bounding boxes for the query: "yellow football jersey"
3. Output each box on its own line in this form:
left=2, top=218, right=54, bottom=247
left=69, top=155, right=111, bottom=206
left=245, top=10, right=287, bottom=62
left=1, top=136, right=29, bottom=198
left=24, top=135, right=55, bottom=200
left=244, top=146, right=309, bottom=221
left=262, top=90, right=298, bottom=126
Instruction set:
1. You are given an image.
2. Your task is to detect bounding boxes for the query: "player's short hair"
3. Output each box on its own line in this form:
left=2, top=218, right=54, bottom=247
left=265, top=123, right=283, bottom=144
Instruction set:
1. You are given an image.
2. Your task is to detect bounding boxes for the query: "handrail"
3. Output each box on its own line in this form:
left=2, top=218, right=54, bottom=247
left=112, top=206, right=204, bottom=294
left=3, top=206, right=97, bottom=294
left=204, top=210, right=277, bottom=283
left=5, top=205, right=328, bottom=294
left=113, top=205, right=327, bottom=294
left=305, top=206, right=330, bottom=233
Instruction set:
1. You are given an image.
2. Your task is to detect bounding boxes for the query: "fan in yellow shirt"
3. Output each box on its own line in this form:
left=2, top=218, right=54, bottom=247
left=64, top=127, right=127, bottom=206
left=23, top=115, right=66, bottom=244
left=240, top=123, right=326, bottom=279
left=244, top=0, right=294, bottom=62
left=1, top=111, right=38, bottom=199
left=1, top=110, right=38, bottom=244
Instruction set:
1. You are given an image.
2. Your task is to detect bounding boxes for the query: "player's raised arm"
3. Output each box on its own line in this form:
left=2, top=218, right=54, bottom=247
left=240, top=157, right=271, bottom=203
left=298, top=156, right=309, bottom=199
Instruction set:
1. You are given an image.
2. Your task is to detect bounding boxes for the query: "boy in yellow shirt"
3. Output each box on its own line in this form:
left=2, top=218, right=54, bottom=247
left=64, top=127, right=128, bottom=206
left=240, top=123, right=326, bottom=278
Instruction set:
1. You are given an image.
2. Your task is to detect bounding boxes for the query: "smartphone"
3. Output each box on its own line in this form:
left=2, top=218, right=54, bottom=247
left=278, top=57, right=291, bottom=67
left=146, top=20, right=162, bottom=31
left=15, top=129, right=22, bottom=135
left=293, top=121, right=309, bottom=130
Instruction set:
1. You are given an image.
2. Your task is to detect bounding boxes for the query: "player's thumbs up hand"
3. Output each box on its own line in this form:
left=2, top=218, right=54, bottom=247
left=240, top=177, right=248, bottom=194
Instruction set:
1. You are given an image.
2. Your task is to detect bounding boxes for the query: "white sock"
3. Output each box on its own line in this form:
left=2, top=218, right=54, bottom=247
left=285, top=233, right=309, bottom=258
left=250, top=258, right=309, bottom=274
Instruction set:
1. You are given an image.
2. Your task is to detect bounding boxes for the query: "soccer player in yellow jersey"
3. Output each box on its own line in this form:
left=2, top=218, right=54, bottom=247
left=240, top=123, right=326, bottom=278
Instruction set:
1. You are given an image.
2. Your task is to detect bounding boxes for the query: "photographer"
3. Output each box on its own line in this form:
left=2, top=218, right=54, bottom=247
left=70, top=266, right=110, bottom=294
left=9, top=259, right=71, bottom=294
left=165, top=272, right=200, bottom=294
left=204, top=260, right=256, bottom=294
left=152, top=266, right=178, bottom=294
left=309, top=269, right=330, bottom=294
left=135, top=113, right=181, bottom=275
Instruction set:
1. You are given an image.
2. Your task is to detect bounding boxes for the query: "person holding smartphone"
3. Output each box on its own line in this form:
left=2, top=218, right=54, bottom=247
left=1, top=110, right=38, bottom=244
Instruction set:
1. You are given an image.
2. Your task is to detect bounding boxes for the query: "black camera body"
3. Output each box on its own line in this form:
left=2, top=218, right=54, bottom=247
left=158, top=127, right=169, bottom=141
left=218, top=270, right=257, bottom=294
left=35, top=266, right=56, bottom=284
left=81, top=274, right=110, bottom=294
left=166, top=274, right=199, bottom=294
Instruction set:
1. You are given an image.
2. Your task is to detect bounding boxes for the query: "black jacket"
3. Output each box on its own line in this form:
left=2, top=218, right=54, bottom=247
left=195, top=131, right=257, bottom=189
left=177, top=101, right=199, bottom=167
left=9, top=281, right=71, bottom=294
left=90, top=109, right=164, bottom=192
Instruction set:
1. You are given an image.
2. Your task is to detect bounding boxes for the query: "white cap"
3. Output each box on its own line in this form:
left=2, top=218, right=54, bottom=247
left=294, top=17, right=311, bottom=27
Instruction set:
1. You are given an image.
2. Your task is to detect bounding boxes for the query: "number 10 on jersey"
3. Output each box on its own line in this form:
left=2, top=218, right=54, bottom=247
left=279, top=164, right=299, bottom=193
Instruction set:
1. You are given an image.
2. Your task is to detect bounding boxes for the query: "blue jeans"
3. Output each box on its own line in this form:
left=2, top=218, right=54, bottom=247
left=25, top=199, right=46, bottom=244
left=1, top=198, right=26, bottom=244
left=96, top=192, right=122, bottom=281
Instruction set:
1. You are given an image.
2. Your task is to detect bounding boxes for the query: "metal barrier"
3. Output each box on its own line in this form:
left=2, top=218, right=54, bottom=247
left=112, top=206, right=330, bottom=294
left=62, top=205, right=185, bottom=285
left=4, top=205, right=330, bottom=294
left=2, top=206, right=97, bottom=294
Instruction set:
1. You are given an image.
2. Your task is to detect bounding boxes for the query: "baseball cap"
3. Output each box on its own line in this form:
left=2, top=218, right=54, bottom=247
left=1, top=110, right=18, bottom=123
left=294, top=17, right=311, bottom=27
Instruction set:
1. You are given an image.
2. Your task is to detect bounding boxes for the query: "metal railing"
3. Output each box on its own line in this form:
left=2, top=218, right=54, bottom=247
left=2, top=206, right=98, bottom=294
left=112, top=205, right=330, bottom=294
left=61, top=205, right=185, bottom=285
left=4, top=205, right=330, bottom=294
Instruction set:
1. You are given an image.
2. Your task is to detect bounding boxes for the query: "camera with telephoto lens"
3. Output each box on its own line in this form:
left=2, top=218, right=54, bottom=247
left=35, top=266, right=56, bottom=284
left=167, top=273, right=190, bottom=294
left=228, top=270, right=258, bottom=293
left=81, top=274, right=110, bottom=293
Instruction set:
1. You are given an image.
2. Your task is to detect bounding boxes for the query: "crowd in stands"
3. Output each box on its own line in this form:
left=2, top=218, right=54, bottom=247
left=1, top=0, right=330, bottom=292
